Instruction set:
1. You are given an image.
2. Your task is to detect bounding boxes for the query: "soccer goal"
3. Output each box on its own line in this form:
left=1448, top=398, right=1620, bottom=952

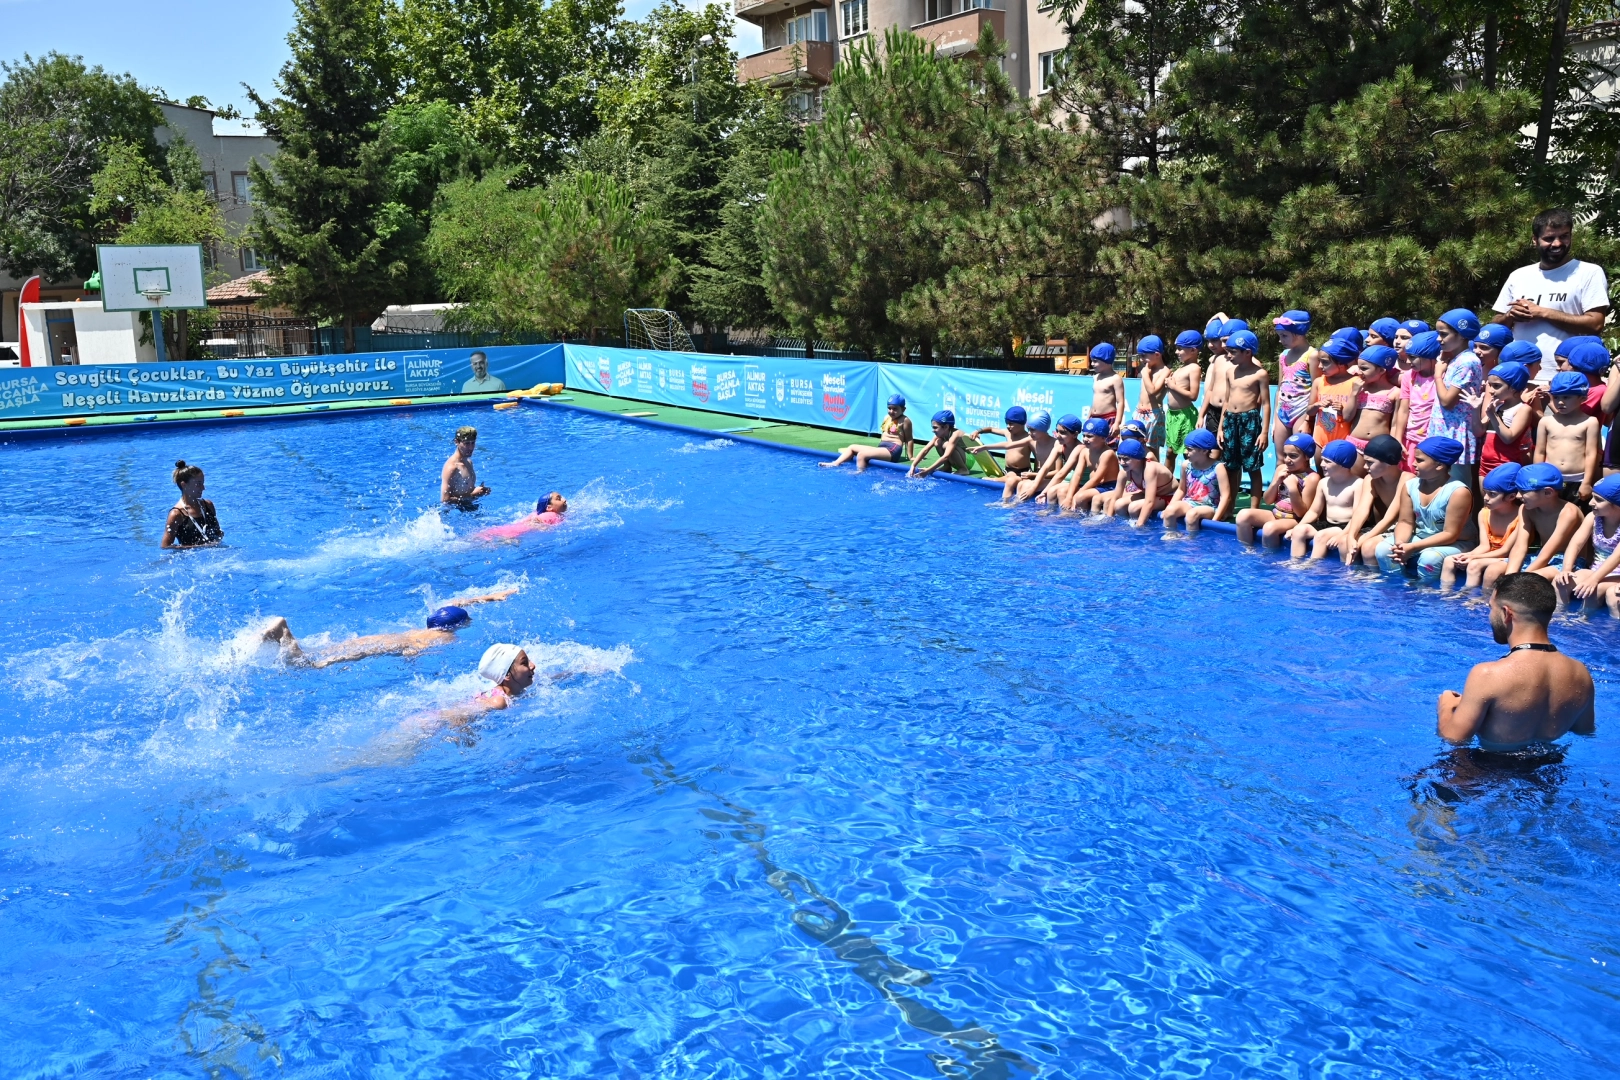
left=623, top=308, right=695, bottom=352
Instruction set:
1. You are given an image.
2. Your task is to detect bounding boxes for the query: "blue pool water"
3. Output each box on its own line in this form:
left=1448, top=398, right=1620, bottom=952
left=3, top=402, right=1620, bottom=1078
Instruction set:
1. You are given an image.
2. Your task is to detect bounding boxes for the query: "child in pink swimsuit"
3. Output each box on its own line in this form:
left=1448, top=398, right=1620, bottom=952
left=474, top=492, right=568, bottom=541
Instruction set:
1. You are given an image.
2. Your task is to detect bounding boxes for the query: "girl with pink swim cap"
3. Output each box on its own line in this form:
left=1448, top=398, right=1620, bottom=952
left=474, top=492, right=568, bottom=541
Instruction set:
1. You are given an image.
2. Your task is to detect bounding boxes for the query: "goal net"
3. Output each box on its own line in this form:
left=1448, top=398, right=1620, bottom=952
left=623, top=308, right=695, bottom=352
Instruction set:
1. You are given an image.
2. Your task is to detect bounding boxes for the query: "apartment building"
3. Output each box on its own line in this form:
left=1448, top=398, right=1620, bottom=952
left=735, top=0, right=1070, bottom=107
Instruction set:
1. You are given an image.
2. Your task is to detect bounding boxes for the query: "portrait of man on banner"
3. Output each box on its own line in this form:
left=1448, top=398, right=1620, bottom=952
left=461, top=351, right=506, bottom=393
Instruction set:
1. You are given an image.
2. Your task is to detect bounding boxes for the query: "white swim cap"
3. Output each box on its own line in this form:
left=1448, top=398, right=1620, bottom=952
left=478, top=642, right=521, bottom=682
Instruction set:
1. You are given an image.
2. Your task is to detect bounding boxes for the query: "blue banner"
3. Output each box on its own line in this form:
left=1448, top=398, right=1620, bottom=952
left=0, top=344, right=564, bottom=420
left=875, top=363, right=1142, bottom=433
left=563, top=345, right=881, bottom=433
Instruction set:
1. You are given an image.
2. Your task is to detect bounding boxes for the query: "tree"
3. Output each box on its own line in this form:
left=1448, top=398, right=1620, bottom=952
left=248, top=0, right=446, bottom=348
left=89, top=137, right=229, bottom=359
left=392, top=0, right=632, bottom=180
left=0, top=53, right=163, bottom=281
left=428, top=170, right=676, bottom=342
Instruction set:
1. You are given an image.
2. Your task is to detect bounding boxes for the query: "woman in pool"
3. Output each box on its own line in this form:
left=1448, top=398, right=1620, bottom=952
left=1235, top=433, right=1319, bottom=547
left=161, top=460, right=223, bottom=549
left=822, top=395, right=914, bottom=472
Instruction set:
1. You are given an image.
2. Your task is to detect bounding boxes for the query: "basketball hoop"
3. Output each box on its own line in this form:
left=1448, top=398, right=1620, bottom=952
left=143, top=288, right=167, bottom=306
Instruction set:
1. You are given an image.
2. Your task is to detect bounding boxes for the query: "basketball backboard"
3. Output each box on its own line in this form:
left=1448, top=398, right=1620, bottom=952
left=96, top=245, right=208, bottom=311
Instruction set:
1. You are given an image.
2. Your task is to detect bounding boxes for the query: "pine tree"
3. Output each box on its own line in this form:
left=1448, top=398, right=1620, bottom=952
left=247, top=0, right=427, bottom=348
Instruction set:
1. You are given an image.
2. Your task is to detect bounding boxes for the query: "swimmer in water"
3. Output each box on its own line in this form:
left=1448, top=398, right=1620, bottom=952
left=1437, top=573, right=1594, bottom=752
left=261, top=587, right=519, bottom=668
left=161, top=460, right=224, bottom=549
left=429, top=643, right=539, bottom=730
left=441, top=426, right=490, bottom=506
left=473, top=492, right=570, bottom=541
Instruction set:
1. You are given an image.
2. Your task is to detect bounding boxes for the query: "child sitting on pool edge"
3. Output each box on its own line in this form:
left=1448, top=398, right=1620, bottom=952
left=908, top=410, right=973, bottom=478
left=1440, top=463, right=1522, bottom=593
left=823, top=395, right=914, bottom=471
left=1554, top=473, right=1620, bottom=613
left=1161, top=429, right=1231, bottom=534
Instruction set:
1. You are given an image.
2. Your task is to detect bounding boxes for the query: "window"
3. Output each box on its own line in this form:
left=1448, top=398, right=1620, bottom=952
left=788, top=89, right=825, bottom=120
left=840, top=0, right=868, bottom=36
left=202, top=172, right=217, bottom=198
left=241, top=248, right=264, bottom=272
left=231, top=172, right=251, bottom=204
left=1038, top=50, right=1063, bottom=93
left=786, top=9, right=828, bottom=44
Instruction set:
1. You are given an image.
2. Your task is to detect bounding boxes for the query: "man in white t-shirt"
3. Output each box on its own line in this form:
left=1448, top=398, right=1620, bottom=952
left=1492, top=207, right=1611, bottom=382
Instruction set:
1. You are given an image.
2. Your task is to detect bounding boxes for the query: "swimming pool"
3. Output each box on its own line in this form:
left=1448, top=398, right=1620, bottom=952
left=3, top=402, right=1619, bottom=1078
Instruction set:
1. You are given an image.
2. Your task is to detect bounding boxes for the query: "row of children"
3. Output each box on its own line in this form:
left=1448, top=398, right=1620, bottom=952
left=824, top=308, right=1620, bottom=613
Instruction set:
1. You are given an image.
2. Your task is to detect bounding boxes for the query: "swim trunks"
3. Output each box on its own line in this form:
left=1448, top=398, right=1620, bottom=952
left=1221, top=408, right=1264, bottom=476
left=1159, top=406, right=1193, bottom=456
left=1133, top=407, right=1166, bottom=449
left=1203, top=404, right=1224, bottom=434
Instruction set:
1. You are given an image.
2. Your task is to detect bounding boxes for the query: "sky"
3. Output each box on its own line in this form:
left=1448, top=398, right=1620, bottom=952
left=0, top=0, right=760, bottom=131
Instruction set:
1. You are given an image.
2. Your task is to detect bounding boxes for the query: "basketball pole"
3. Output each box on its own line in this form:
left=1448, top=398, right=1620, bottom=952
left=147, top=291, right=168, bottom=362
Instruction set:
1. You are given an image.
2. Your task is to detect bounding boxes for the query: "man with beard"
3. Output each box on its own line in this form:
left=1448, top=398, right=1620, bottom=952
left=1437, top=573, right=1595, bottom=751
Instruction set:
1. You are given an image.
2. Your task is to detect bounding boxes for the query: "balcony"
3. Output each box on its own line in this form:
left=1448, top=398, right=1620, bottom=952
left=737, top=40, right=836, bottom=86
left=911, top=6, right=1005, bottom=56
left=735, top=0, right=830, bottom=25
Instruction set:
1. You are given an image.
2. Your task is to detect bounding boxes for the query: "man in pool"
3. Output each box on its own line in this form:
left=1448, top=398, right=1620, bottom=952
left=261, top=587, right=519, bottom=668
left=1437, top=573, right=1594, bottom=752
left=442, top=426, right=491, bottom=506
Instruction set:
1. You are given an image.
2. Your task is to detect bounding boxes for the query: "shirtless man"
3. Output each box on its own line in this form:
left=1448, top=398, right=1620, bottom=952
left=1437, top=573, right=1594, bottom=751
left=262, top=587, right=519, bottom=668
left=442, top=426, right=491, bottom=505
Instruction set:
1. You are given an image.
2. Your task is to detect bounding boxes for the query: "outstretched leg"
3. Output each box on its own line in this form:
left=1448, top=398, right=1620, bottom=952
left=261, top=617, right=309, bottom=665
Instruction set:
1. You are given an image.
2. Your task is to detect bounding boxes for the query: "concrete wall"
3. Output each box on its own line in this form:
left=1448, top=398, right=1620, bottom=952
left=20, top=303, right=155, bottom=366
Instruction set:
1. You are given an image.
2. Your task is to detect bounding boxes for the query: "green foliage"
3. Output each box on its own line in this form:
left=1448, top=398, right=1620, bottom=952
left=428, top=170, right=676, bottom=341
left=0, top=52, right=164, bottom=281
left=393, top=0, right=632, bottom=180
left=89, top=138, right=227, bottom=249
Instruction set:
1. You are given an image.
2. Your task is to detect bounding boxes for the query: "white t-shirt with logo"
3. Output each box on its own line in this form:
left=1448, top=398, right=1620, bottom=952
left=1493, top=259, right=1610, bottom=381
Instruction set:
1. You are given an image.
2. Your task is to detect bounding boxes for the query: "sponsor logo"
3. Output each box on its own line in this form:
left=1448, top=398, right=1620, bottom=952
left=823, top=392, right=848, bottom=420
left=598, top=356, right=612, bottom=389
left=690, top=364, right=709, bottom=402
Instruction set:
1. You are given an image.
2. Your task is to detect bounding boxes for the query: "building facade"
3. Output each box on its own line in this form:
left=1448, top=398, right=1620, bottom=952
left=734, top=0, right=1069, bottom=107
left=1, top=102, right=278, bottom=346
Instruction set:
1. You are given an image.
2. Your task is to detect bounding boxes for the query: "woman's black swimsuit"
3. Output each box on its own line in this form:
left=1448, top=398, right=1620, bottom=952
left=171, top=502, right=223, bottom=547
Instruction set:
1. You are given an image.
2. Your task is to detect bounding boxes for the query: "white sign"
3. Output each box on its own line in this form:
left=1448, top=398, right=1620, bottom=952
left=97, top=245, right=208, bottom=311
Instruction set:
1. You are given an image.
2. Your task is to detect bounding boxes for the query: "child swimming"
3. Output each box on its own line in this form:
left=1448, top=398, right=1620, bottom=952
left=262, top=587, right=520, bottom=668
left=1160, top=428, right=1231, bottom=533
left=1440, top=463, right=1522, bottom=593
left=823, top=395, right=914, bottom=471
left=473, top=492, right=570, bottom=541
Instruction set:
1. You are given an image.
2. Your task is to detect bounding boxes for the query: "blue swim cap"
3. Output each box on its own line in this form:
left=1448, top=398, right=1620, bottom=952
left=1320, top=337, right=1360, bottom=363
left=1204, top=317, right=1225, bottom=340
left=1057, top=413, right=1083, bottom=432
left=1549, top=371, right=1590, bottom=396
left=1221, top=319, right=1251, bottom=337
left=1175, top=330, right=1204, bottom=349
left=1284, top=432, right=1317, bottom=457
left=1516, top=462, right=1565, bottom=492
left=1594, top=474, right=1620, bottom=503
left=427, top=605, right=470, bottom=630
left=1321, top=439, right=1358, bottom=469
left=1369, top=317, right=1401, bottom=342
left=932, top=409, right=956, bottom=425
left=1359, top=345, right=1398, bottom=370
left=1555, top=334, right=1604, bottom=359
left=1122, top=418, right=1149, bottom=438
left=1028, top=410, right=1051, bottom=432
left=1482, top=463, right=1523, bottom=493
left=1400, top=319, right=1432, bottom=336
left=1184, top=428, right=1218, bottom=452
left=1005, top=405, right=1028, bottom=424
left=1275, top=310, right=1311, bottom=335
left=887, top=394, right=906, bottom=407
left=1438, top=308, right=1481, bottom=337
left=1565, top=341, right=1612, bottom=376
left=1499, top=340, right=1542, bottom=368
left=1227, top=329, right=1259, bottom=352
left=1137, top=334, right=1165, bottom=355
left=1490, top=361, right=1530, bottom=390
left=1330, top=326, right=1365, bottom=345
left=1117, top=438, right=1148, bottom=460
left=1406, top=331, right=1442, bottom=360
left=1473, top=323, right=1513, bottom=349
left=1417, top=435, right=1463, bottom=466
left=1090, top=343, right=1117, bottom=363
left=1080, top=416, right=1110, bottom=437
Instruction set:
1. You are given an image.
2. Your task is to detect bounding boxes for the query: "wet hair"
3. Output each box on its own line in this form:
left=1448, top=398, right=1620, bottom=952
left=455, top=426, right=478, bottom=443
left=172, top=460, right=203, bottom=487
left=1493, top=573, right=1557, bottom=624
left=1532, top=207, right=1573, bottom=239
